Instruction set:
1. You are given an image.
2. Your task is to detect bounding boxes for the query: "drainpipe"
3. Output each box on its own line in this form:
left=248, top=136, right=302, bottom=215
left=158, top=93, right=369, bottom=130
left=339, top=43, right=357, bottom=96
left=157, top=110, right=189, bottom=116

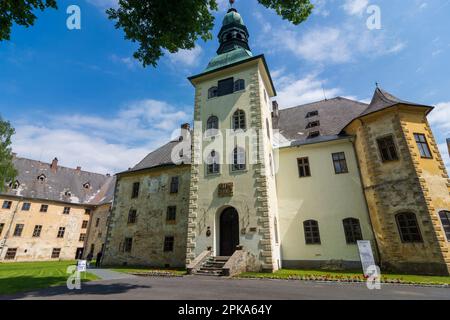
left=0, top=197, right=23, bottom=260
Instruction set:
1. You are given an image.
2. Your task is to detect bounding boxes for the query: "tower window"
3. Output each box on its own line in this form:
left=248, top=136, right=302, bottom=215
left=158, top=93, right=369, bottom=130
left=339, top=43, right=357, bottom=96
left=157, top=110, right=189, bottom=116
left=206, top=115, right=219, bottom=134
left=342, top=218, right=363, bottom=244
left=439, top=211, right=450, bottom=242
left=414, top=133, right=432, bottom=159
left=207, top=150, right=220, bottom=174
left=218, top=77, right=234, bottom=96
left=234, top=79, right=245, bottom=92
left=396, top=212, right=422, bottom=243
left=232, top=110, right=246, bottom=130
left=208, top=86, right=218, bottom=99
left=377, top=135, right=398, bottom=162
left=232, top=147, right=246, bottom=171
left=306, top=121, right=320, bottom=129
left=332, top=152, right=348, bottom=174
left=303, top=220, right=321, bottom=244
left=297, top=157, right=311, bottom=177
left=79, top=233, right=86, bottom=242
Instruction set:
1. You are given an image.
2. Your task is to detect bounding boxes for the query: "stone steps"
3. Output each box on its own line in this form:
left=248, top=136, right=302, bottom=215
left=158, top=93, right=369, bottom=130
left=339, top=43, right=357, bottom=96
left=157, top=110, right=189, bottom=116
left=193, top=256, right=230, bottom=277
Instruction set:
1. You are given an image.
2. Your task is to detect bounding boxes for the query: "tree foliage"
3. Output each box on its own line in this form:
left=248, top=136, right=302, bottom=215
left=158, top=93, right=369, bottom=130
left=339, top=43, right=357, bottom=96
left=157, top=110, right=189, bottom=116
left=0, top=0, right=57, bottom=41
left=107, top=0, right=313, bottom=67
left=0, top=116, right=17, bottom=192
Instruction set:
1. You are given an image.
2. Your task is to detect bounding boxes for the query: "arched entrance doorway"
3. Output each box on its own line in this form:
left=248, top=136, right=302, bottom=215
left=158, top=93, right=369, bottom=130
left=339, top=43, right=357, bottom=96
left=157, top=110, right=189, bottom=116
left=219, top=207, right=240, bottom=256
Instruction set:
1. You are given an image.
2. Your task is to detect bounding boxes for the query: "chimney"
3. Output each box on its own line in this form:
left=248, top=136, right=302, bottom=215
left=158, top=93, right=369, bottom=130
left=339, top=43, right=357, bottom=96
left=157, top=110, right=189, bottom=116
left=50, top=157, right=58, bottom=172
left=180, top=123, right=190, bottom=141
left=76, top=166, right=81, bottom=173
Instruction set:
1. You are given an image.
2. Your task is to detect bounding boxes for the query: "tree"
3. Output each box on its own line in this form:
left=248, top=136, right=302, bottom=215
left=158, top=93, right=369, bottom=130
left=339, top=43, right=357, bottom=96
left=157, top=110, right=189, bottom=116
left=107, top=0, right=313, bottom=67
left=0, top=0, right=57, bottom=41
left=0, top=116, right=17, bottom=192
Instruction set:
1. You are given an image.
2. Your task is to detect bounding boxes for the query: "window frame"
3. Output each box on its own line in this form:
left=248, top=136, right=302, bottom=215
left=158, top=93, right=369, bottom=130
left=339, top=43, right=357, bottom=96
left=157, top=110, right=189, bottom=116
left=207, top=150, right=221, bottom=175
left=128, top=209, right=137, bottom=224
left=2, top=200, right=12, bottom=209
left=40, top=204, right=49, bottom=213
left=332, top=152, right=349, bottom=174
left=414, top=133, right=433, bottom=159
left=303, top=220, right=321, bottom=245
left=438, top=210, right=450, bottom=242
left=51, top=248, right=61, bottom=259
left=57, top=227, right=66, bottom=238
left=232, top=109, right=246, bottom=131
left=231, top=147, right=246, bottom=172
left=13, top=224, right=24, bottom=237
left=82, top=220, right=88, bottom=229
left=234, top=79, right=245, bottom=92
left=32, top=225, right=43, bottom=238
left=63, top=207, right=71, bottom=215
left=377, top=135, right=399, bottom=162
left=217, top=77, right=234, bottom=97
left=21, top=202, right=31, bottom=211
left=395, top=212, right=423, bottom=243
left=297, top=157, right=311, bottom=178
left=206, top=115, right=219, bottom=137
left=208, top=86, right=218, bottom=99
left=166, top=206, right=177, bottom=223
left=5, top=248, right=17, bottom=260
left=163, top=236, right=175, bottom=252
left=170, top=176, right=179, bottom=194
left=342, top=218, right=363, bottom=244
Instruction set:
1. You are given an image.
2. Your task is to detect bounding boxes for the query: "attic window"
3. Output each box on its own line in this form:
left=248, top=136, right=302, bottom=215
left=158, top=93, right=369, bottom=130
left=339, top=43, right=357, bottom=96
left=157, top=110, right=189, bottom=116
left=83, top=183, right=90, bottom=189
left=37, top=174, right=46, bottom=182
left=306, top=111, right=319, bottom=118
left=65, top=191, right=72, bottom=197
left=307, top=131, right=320, bottom=139
left=306, top=121, right=320, bottom=129
left=10, top=180, right=20, bottom=189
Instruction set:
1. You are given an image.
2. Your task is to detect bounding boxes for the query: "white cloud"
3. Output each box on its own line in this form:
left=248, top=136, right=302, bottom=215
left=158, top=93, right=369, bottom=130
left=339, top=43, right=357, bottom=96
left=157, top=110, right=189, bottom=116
left=110, top=54, right=140, bottom=70
left=342, top=0, right=369, bottom=16
left=85, top=0, right=118, bottom=9
left=12, top=99, right=192, bottom=174
left=438, top=143, right=450, bottom=174
left=167, top=46, right=203, bottom=68
left=428, top=102, right=450, bottom=136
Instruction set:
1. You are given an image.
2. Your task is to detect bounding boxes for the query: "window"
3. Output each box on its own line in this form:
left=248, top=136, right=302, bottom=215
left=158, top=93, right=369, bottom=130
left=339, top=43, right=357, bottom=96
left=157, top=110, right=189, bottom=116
left=164, top=236, right=174, bottom=252
left=232, top=147, right=246, bottom=171
left=131, top=182, right=140, bottom=199
left=274, top=218, right=279, bottom=244
left=377, top=136, right=398, bottom=162
left=266, top=118, right=271, bottom=139
left=95, top=218, right=100, bottom=228
left=79, top=233, right=86, bottom=242
left=306, top=111, right=319, bottom=118
left=40, top=204, right=48, bottom=213
left=64, top=191, right=72, bottom=197
left=98, top=232, right=102, bottom=238
left=303, top=220, right=321, bottom=244
left=32, top=225, right=43, bottom=237
left=206, top=115, right=219, bottom=136
left=83, top=182, right=90, bottom=189
left=124, top=237, right=133, bottom=253
left=128, top=209, right=137, bottom=224
left=170, top=177, right=179, bottom=194
left=63, top=207, right=71, bottom=215
left=11, top=180, right=20, bottom=189
left=13, top=224, right=24, bottom=237
left=37, top=174, right=46, bottom=182
left=2, top=201, right=12, bottom=209
left=234, top=79, right=245, bottom=92
left=396, top=212, right=422, bottom=243
left=208, top=86, right=218, bottom=99
left=232, top=110, right=246, bottom=130
left=5, top=248, right=17, bottom=260
left=269, top=153, right=274, bottom=177
left=166, top=206, right=177, bottom=222
left=85, top=209, right=91, bottom=215
left=22, top=203, right=31, bottom=211
left=0, top=223, right=4, bottom=236
left=297, top=157, right=311, bottom=177
left=207, top=150, right=220, bottom=174
left=51, top=248, right=61, bottom=259
left=82, top=220, right=88, bottom=229
left=57, top=227, right=66, bottom=238
left=332, top=152, right=348, bottom=174
left=414, top=133, right=432, bottom=159
left=439, top=211, right=450, bottom=241
left=342, top=218, right=363, bottom=244
left=218, top=77, right=234, bottom=96
left=306, top=121, right=320, bottom=129
left=307, top=131, right=320, bottom=139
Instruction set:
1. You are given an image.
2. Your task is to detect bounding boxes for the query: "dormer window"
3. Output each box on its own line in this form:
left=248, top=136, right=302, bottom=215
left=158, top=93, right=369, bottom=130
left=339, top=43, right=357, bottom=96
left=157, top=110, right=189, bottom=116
left=234, top=79, right=245, bottom=92
left=37, top=174, right=46, bottom=182
left=208, top=86, right=218, bottom=99
left=307, top=131, right=320, bottom=139
left=306, top=111, right=319, bottom=118
left=83, top=182, right=91, bottom=190
left=64, top=190, right=72, bottom=197
left=306, top=121, right=320, bottom=129
left=9, top=180, right=20, bottom=189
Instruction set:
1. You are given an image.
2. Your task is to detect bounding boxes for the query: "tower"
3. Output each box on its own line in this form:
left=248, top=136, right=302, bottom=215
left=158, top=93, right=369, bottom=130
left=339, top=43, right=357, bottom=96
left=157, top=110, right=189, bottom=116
left=186, top=7, right=281, bottom=272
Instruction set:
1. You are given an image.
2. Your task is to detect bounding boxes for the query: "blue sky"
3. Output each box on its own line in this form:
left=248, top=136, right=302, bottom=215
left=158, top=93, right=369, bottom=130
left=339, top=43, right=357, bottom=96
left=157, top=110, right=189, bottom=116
left=1, top=0, right=449, bottom=174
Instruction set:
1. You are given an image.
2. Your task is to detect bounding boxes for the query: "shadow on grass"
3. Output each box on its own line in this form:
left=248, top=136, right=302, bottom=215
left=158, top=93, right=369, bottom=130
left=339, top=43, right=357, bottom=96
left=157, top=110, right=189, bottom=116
left=0, top=276, right=151, bottom=300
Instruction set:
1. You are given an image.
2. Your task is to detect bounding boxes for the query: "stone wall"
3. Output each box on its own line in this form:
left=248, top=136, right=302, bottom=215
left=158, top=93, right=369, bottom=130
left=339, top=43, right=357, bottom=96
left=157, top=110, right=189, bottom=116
left=103, top=165, right=190, bottom=267
left=84, top=203, right=111, bottom=259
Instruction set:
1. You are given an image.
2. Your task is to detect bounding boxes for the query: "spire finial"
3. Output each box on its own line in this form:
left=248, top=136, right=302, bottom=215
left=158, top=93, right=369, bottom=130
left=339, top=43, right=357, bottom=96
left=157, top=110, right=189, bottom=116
left=375, top=81, right=379, bottom=88
left=229, top=0, right=235, bottom=8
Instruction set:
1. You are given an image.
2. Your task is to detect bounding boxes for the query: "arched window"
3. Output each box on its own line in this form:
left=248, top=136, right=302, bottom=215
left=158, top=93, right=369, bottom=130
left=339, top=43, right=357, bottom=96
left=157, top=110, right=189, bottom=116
left=342, top=218, right=363, bottom=244
left=303, top=220, right=321, bottom=244
left=232, top=147, right=246, bottom=171
left=208, top=86, right=218, bottom=99
left=438, top=211, right=450, bottom=241
left=232, top=110, right=246, bottom=130
left=234, top=79, right=245, bottom=92
left=206, top=115, right=219, bottom=136
left=396, top=212, right=422, bottom=243
left=10, top=180, right=20, bottom=190
left=207, top=150, right=220, bottom=175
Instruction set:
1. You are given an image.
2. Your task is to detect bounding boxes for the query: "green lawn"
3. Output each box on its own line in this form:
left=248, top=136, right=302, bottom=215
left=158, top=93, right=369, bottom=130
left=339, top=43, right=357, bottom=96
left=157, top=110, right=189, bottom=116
left=239, top=269, right=450, bottom=285
left=0, top=261, right=99, bottom=295
left=111, top=266, right=186, bottom=276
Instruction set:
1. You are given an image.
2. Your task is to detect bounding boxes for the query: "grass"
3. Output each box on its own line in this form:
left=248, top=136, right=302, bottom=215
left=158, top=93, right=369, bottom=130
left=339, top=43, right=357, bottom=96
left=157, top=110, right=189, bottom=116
left=239, top=269, right=450, bottom=286
left=111, top=266, right=186, bottom=276
left=0, top=260, right=99, bottom=295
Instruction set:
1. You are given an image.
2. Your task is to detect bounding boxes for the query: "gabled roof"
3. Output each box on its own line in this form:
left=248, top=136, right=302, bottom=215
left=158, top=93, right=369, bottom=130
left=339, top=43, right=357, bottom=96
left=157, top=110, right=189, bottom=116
left=3, top=156, right=114, bottom=205
left=275, top=97, right=368, bottom=143
left=360, top=87, right=433, bottom=117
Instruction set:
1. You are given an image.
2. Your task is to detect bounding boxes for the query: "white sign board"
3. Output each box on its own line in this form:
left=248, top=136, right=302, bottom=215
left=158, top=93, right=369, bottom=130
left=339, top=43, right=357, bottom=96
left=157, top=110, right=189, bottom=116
left=357, top=240, right=375, bottom=277
left=77, top=260, right=87, bottom=272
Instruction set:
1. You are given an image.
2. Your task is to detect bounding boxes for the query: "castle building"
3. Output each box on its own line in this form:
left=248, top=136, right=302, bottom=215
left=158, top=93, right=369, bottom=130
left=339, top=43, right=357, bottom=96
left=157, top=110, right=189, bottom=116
left=102, top=8, right=450, bottom=275
left=0, top=156, right=114, bottom=262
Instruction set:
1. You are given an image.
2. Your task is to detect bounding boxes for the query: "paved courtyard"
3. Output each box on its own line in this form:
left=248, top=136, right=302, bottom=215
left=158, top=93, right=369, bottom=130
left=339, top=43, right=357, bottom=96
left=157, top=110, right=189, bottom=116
left=1, top=272, right=450, bottom=300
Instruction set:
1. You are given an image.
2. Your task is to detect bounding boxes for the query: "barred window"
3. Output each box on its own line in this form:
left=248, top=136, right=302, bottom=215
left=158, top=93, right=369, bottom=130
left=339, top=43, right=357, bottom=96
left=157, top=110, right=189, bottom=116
left=414, top=133, right=432, bottom=159
left=232, top=110, right=246, bottom=130
left=57, top=227, right=65, bottom=238
left=164, top=236, right=174, bottom=252
left=33, top=225, right=43, bottom=238
left=170, top=177, right=179, bottom=194
left=297, top=157, right=311, bottom=177
left=5, top=248, right=17, bottom=260
left=124, top=237, right=133, bottom=253
left=303, top=220, right=321, bottom=244
left=439, top=211, right=450, bottom=242
left=13, top=224, right=24, bottom=237
left=343, top=218, right=363, bottom=244
left=82, top=220, right=88, bottom=229
left=396, top=212, right=422, bottom=243
left=51, top=248, right=61, bottom=259
left=377, top=136, right=398, bottom=162
left=63, top=207, right=71, bottom=214
left=128, top=209, right=137, bottom=224
left=332, top=152, right=348, bottom=174
left=166, top=206, right=177, bottom=222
